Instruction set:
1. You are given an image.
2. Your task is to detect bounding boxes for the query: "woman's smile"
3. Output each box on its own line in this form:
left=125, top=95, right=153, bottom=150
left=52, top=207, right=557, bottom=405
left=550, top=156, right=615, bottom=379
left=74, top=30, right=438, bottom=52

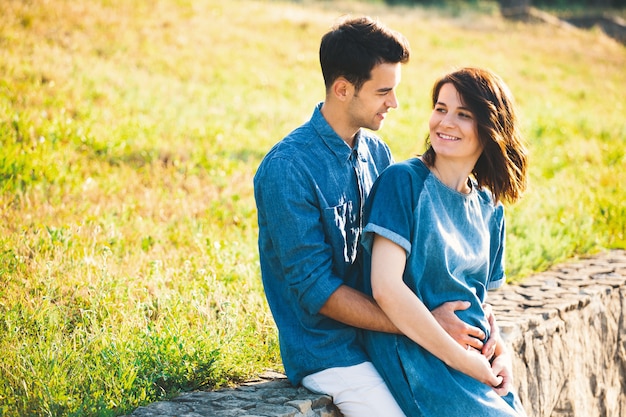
left=437, top=133, right=460, bottom=141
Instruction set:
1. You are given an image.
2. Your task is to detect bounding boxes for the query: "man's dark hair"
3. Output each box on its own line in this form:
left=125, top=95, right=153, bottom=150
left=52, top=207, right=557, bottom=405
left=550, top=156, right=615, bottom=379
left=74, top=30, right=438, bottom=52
left=319, top=16, right=410, bottom=92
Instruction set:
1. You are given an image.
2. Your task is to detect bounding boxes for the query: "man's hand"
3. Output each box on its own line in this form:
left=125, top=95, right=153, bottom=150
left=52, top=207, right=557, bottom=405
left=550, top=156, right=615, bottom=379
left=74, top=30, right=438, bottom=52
left=431, top=301, right=486, bottom=351
left=481, top=303, right=498, bottom=361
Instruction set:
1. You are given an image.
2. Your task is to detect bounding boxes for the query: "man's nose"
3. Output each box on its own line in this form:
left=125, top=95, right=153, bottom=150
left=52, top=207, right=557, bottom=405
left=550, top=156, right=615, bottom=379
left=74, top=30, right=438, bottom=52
left=386, top=91, right=398, bottom=109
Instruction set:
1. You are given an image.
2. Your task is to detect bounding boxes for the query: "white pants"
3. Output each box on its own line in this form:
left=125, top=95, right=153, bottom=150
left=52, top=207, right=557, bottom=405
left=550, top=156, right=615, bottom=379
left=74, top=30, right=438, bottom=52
left=301, top=361, right=406, bottom=417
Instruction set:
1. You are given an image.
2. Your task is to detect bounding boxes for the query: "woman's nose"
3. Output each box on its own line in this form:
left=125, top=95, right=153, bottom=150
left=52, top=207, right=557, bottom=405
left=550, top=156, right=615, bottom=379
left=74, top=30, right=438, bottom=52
left=440, top=113, right=455, bottom=127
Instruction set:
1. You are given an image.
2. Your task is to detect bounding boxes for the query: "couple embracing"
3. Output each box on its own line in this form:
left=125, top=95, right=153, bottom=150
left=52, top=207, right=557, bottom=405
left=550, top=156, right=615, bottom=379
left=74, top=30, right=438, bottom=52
left=254, top=16, right=528, bottom=417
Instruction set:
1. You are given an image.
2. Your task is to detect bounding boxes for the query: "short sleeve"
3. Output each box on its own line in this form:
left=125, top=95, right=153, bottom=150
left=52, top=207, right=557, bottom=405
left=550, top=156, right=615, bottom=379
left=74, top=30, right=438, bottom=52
left=487, top=204, right=506, bottom=290
left=361, top=161, right=428, bottom=256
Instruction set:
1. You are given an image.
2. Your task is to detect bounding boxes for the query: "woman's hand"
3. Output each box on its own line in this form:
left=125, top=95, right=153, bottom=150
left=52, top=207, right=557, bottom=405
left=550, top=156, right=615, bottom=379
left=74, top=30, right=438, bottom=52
left=490, top=349, right=513, bottom=396
left=456, top=348, right=503, bottom=388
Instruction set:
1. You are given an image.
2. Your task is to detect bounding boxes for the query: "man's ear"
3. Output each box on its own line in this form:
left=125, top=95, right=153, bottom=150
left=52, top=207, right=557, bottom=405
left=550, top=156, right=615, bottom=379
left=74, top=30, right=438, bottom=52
left=332, top=77, right=354, bottom=101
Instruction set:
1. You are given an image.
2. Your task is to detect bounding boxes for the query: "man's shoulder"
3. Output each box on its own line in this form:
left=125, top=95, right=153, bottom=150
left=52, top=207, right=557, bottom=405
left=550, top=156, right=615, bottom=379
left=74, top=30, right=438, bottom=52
left=255, top=124, right=319, bottom=179
left=266, top=123, right=316, bottom=156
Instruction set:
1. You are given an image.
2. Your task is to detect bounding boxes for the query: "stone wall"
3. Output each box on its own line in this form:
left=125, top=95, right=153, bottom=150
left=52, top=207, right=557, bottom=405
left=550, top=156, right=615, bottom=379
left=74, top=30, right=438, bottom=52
left=491, top=250, right=626, bottom=417
left=125, top=250, right=626, bottom=417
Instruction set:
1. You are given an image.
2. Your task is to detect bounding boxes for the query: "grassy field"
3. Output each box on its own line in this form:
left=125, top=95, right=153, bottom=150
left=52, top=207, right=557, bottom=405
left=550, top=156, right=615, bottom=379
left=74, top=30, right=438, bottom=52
left=0, top=0, right=624, bottom=415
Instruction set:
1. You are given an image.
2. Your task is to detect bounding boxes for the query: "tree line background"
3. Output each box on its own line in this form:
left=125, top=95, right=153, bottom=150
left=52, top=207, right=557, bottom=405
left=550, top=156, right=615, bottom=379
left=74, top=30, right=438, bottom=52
left=385, top=0, right=626, bottom=8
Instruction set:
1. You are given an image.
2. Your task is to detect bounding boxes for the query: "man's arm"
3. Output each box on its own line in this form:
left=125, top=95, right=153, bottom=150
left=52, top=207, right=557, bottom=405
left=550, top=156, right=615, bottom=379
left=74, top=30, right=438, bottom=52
left=319, top=285, right=401, bottom=333
left=319, top=285, right=498, bottom=350
left=320, top=285, right=513, bottom=394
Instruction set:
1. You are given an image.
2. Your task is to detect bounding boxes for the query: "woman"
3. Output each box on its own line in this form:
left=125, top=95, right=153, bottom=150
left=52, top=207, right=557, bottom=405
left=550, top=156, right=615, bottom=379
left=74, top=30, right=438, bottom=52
left=359, top=67, right=528, bottom=416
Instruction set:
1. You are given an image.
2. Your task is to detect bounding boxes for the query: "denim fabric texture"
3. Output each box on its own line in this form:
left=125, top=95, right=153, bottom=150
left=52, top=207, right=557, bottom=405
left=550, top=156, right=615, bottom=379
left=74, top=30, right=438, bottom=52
left=253, top=103, right=393, bottom=385
left=359, top=158, right=526, bottom=416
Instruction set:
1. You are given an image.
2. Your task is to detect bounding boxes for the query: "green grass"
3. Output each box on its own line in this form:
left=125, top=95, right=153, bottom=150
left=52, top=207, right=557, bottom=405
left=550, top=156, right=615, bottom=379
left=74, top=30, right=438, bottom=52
left=0, top=0, right=624, bottom=415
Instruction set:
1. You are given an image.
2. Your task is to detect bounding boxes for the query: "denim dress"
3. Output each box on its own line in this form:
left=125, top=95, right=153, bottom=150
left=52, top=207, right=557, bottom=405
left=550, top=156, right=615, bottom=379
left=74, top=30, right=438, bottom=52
left=359, top=158, right=526, bottom=416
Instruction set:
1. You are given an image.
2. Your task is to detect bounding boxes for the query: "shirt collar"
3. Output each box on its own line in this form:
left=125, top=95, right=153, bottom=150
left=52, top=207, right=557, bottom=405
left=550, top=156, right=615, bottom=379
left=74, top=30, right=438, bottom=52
left=311, top=102, right=363, bottom=163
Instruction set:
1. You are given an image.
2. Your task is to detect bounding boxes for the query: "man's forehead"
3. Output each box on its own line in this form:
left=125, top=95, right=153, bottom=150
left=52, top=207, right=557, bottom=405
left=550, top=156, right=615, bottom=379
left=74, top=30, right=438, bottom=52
left=363, top=63, right=401, bottom=89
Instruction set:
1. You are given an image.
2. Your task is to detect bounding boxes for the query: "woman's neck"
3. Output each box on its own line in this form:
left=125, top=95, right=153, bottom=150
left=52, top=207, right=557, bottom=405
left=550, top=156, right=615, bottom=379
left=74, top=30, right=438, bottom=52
left=427, top=158, right=473, bottom=194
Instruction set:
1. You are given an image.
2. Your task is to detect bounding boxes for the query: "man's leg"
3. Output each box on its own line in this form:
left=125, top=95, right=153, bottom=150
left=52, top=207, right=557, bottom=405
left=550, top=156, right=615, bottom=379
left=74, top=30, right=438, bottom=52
left=301, top=362, right=406, bottom=417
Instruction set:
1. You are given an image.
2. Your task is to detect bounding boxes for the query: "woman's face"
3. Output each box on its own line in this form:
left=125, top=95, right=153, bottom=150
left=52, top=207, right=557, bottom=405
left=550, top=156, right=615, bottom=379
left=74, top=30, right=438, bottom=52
left=428, top=82, right=483, bottom=163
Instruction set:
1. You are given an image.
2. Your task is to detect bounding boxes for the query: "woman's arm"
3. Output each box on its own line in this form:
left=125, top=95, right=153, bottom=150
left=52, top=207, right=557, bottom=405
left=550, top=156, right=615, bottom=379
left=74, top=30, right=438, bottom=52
left=370, top=234, right=502, bottom=387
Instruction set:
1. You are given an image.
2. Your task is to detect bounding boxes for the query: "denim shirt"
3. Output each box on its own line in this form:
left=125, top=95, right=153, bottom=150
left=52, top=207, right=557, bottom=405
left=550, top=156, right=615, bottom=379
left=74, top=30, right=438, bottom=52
left=253, top=103, right=393, bottom=384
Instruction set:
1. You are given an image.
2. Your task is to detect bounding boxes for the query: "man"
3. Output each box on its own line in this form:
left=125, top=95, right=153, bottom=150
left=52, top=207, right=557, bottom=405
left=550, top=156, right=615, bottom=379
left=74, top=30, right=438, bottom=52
left=254, top=16, right=500, bottom=416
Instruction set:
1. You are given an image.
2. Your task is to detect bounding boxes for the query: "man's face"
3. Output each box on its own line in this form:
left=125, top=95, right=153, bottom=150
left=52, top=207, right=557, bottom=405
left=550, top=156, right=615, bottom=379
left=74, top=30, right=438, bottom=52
left=347, top=62, right=401, bottom=132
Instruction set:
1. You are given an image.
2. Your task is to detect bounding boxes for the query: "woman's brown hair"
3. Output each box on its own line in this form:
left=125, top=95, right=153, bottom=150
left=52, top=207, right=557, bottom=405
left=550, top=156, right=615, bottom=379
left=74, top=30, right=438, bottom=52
left=422, top=67, right=528, bottom=204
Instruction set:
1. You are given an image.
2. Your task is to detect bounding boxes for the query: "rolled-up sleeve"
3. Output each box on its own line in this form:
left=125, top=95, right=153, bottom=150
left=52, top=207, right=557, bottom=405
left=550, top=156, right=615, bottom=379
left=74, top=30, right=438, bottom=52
left=256, top=157, right=343, bottom=315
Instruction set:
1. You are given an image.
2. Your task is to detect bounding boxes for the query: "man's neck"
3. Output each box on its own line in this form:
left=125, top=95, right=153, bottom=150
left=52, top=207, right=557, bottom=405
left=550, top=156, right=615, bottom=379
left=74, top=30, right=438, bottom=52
left=320, top=101, right=358, bottom=148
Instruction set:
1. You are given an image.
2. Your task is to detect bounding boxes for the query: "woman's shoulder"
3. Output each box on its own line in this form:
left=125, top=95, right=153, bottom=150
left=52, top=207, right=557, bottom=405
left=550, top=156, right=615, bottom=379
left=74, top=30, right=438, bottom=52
left=472, top=183, right=505, bottom=225
left=371, top=158, right=431, bottom=201
left=473, top=181, right=503, bottom=210
left=383, top=157, right=430, bottom=179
